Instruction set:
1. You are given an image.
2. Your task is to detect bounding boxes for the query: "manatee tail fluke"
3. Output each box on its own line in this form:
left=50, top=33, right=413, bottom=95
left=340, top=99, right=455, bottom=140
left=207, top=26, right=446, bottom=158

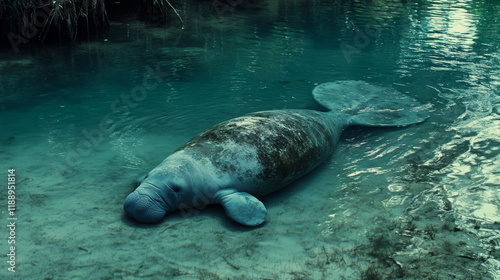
left=313, top=81, right=429, bottom=127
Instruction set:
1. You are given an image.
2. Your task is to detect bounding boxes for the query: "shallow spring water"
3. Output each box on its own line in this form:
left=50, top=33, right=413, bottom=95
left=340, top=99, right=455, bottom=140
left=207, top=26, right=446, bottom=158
left=1, top=0, right=499, bottom=278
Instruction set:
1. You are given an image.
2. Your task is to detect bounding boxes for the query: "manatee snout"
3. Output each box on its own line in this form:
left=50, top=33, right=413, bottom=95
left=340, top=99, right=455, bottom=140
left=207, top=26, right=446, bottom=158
left=124, top=187, right=169, bottom=223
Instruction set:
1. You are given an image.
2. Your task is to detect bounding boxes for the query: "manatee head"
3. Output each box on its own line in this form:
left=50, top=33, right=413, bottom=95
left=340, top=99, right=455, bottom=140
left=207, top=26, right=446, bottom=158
left=124, top=171, right=182, bottom=223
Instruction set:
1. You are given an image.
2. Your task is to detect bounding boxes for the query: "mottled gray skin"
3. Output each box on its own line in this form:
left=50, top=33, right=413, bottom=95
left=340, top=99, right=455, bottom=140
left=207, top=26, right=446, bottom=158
left=179, top=110, right=344, bottom=197
left=124, top=109, right=345, bottom=224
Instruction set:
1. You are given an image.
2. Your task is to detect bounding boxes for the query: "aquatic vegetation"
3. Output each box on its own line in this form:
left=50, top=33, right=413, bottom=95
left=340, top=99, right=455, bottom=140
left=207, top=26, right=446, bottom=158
left=0, top=0, right=108, bottom=47
left=138, top=0, right=184, bottom=27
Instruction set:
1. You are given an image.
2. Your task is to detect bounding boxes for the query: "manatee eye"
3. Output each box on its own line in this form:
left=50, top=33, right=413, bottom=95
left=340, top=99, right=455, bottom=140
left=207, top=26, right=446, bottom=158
left=171, top=185, right=181, bottom=192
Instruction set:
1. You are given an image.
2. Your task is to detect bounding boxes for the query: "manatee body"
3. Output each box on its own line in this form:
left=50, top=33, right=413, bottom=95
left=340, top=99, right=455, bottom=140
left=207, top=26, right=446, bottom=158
left=124, top=81, right=428, bottom=226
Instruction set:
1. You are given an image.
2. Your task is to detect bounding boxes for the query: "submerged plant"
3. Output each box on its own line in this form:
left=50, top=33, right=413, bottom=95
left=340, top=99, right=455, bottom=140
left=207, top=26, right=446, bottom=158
left=138, top=0, right=184, bottom=27
left=1, top=0, right=109, bottom=45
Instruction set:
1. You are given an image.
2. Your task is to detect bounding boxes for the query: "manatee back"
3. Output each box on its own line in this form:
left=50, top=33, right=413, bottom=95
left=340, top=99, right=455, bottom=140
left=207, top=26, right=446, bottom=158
left=313, top=81, right=429, bottom=127
left=178, top=110, right=342, bottom=196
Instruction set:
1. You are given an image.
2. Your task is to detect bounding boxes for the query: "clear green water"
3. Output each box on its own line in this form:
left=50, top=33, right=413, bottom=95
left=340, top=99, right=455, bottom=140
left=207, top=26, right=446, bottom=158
left=1, top=0, right=499, bottom=278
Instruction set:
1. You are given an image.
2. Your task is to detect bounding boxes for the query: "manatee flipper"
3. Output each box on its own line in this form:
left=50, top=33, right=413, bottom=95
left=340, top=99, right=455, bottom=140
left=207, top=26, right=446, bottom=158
left=213, top=189, right=267, bottom=226
left=313, top=80, right=429, bottom=127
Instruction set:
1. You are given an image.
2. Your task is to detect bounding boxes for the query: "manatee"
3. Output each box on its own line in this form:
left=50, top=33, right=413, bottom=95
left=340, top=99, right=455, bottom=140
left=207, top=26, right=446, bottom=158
left=124, top=81, right=428, bottom=226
